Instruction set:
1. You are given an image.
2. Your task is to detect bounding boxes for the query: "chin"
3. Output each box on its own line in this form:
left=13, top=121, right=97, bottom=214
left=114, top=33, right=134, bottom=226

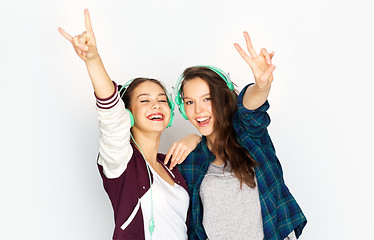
left=196, top=127, right=213, bottom=137
left=150, top=124, right=167, bottom=132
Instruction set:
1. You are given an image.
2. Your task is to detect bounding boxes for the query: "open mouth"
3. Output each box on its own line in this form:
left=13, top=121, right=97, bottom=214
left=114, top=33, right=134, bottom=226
left=147, top=113, right=165, bottom=121
left=196, top=116, right=211, bottom=126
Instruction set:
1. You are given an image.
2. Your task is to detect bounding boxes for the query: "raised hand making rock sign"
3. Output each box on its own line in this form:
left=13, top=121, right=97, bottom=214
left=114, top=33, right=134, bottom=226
left=59, top=9, right=98, bottom=61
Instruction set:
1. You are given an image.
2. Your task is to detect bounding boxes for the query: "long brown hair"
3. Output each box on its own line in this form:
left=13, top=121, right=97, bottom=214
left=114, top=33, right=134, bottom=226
left=180, top=66, right=257, bottom=188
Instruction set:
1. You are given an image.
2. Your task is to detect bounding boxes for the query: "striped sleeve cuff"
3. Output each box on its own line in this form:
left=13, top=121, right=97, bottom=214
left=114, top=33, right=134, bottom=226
left=95, top=82, right=119, bottom=109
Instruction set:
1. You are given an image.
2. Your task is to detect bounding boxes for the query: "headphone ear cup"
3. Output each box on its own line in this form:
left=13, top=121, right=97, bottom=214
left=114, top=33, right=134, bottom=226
left=126, top=109, right=135, bottom=127
left=167, top=111, right=174, bottom=128
left=227, top=81, right=234, bottom=91
left=166, top=95, right=175, bottom=128
left=180, top=103, right=188, bottom=120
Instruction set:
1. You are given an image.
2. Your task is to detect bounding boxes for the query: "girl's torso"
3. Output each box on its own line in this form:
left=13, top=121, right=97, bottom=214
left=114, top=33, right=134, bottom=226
left=199, top=162, right=264, bottom=240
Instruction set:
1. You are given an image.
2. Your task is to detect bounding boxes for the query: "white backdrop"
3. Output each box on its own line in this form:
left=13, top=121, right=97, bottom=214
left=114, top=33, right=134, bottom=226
left=1, top=0, right=373, bottom=239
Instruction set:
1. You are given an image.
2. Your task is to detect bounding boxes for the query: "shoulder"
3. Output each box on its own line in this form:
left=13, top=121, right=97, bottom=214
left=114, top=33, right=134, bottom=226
left=184, top=139, right=209, bottom=163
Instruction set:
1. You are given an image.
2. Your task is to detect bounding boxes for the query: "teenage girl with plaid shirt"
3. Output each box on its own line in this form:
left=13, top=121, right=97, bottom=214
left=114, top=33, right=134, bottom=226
left=166, top=32, right=307, bottom=240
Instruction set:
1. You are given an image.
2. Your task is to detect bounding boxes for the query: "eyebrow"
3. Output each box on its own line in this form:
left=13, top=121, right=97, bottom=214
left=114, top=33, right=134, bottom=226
left=137, top=93, right=166, bottom=99
left=183, top=93, right=210, bottom=100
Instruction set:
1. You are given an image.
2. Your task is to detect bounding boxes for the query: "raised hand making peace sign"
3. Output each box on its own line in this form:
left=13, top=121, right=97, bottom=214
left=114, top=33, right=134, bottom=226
left=234, top=32, right=276, bottom=110
left=234, top=32, right=275, bottom=90
left=58, top=9, right=98, bottom=62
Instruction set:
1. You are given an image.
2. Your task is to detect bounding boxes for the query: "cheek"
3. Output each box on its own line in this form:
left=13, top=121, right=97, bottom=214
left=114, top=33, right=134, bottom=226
left=131, top=106, right=145, bottom=119
left=206, top=102, right=213, bottom=113
left=184, top=104, right=193, bottom=118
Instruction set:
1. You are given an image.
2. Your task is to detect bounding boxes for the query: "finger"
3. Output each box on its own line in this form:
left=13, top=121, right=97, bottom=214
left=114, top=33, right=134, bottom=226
left=165, top=144, right=176, bottom=165
left=260, top=48, right=271, bottom=65
left=73, top=36, right=80, bottom=47
left=171, top=144, right=187, bottom=169
left=78, top=32, right=87, bottom=44
left=73, top=36, right=89, bottom=51
left=270, top=51, right=274, bottom=60
left=84, top=9, right=94, bottom=33
left=171, top=156, right=180, bottom=170
left=243, top=32, right=258, bottom=57
left=234, top=43, right=247, bottom=57
left=58, top=27, right=73, bottom=42
left=76, top=43, right=89, bottom=51
left=261, top=64, right=276, bottom=82
left=234, top=43, right=254, bottom=68
left=170, top=145, right=184, bottom=169
left=178, top=152, right=188, bottom=164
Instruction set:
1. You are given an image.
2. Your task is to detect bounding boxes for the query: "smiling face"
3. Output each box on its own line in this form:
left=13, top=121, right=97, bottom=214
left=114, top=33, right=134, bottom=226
left=129, top=81, right=171, bottom=133
left=183, top=77, right=216, bottom=138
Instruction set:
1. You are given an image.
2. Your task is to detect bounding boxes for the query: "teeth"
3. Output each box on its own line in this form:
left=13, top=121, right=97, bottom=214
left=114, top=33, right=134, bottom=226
left=149, top=114, right=163, bottom=120
left=197, top=117, right=210, bottom=123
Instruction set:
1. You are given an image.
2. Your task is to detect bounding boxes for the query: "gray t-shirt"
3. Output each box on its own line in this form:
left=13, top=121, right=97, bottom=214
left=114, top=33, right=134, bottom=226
left=200, top=162, right=297, bottom=240
left=200, top=162, right=264, bottom=240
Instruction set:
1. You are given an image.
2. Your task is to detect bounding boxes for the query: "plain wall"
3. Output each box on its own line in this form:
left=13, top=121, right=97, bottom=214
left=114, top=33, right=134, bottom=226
left=1, top=0, right=373, bottom=239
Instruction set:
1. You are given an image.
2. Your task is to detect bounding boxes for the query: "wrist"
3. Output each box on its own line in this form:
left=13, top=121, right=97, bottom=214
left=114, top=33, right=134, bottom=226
left=252, top=83, right=271, bottom=93
left=85, top=53, right=101, bottom=64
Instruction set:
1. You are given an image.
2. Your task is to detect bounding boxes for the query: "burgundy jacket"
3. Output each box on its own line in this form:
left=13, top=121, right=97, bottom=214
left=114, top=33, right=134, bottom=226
left=98, top=143, right=189, bottom=240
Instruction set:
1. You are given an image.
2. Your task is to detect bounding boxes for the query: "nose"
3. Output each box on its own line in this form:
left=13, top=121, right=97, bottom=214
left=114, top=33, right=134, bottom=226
left=152, top=101, right=161, bottom=109
left=194, top=101, right=203, bottom=114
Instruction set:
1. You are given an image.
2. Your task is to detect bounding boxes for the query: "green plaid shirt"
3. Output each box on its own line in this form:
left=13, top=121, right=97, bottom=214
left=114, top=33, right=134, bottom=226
left=178, top=84, right=307, bottom=240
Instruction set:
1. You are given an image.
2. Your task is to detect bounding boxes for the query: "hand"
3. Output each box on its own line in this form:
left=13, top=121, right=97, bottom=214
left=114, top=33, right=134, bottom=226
left=234, top=32, right=276, bottom=89
left=164, top=134, right=201, bottom=170
left=58, top=9, right=98, bottom=62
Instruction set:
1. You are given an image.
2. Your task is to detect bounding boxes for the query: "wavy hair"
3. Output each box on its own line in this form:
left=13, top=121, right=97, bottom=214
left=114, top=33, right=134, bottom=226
left=180, top=66, right=257, bottom=188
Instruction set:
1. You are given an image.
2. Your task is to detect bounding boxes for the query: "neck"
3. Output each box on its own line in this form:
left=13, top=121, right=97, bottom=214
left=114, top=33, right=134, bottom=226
left=131, top=127, right=161, bottom=165
left=206, top=133, right=225, bottom=165
left=206, top=134, right=217, bottom=154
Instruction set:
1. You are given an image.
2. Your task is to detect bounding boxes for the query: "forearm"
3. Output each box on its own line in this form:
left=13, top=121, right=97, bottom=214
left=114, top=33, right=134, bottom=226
left=85, top=54, right=114, bottom=99
left=182, top=134, right=201, bottom=148
left=242, top=84, right=271, bottom=110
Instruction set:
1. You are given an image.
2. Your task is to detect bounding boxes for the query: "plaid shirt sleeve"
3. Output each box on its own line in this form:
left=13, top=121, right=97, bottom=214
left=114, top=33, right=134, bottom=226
left=234, top=84, right=307, bottom=239
left=234, top=84, right=284, bottom=176
left=234, top=83, right=271, bottom=139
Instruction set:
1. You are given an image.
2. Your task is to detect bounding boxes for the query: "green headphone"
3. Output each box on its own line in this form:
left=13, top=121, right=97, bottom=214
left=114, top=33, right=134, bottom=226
left=174, top=65, right=234, bottom=120
left=119, top=79, right=175, bottom=128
